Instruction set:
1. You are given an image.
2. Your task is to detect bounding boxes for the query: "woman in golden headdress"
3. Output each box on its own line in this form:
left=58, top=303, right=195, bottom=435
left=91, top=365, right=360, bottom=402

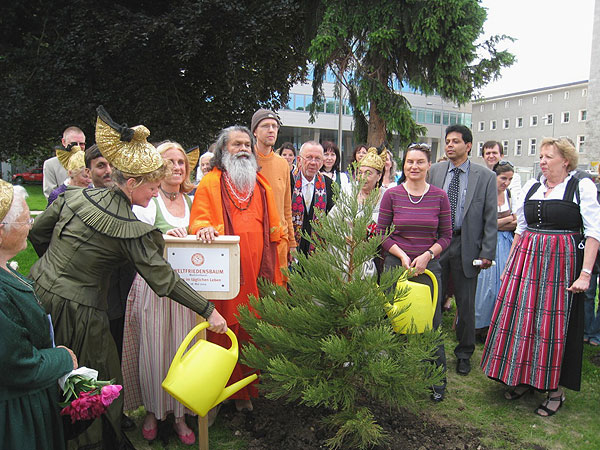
left=0, top=180, right=78, bottom=450
left=29, top=107, right=227, bottom=449
left=122, top=141, right=199, bottom=445
left=47, top=147, right=91, bottom=207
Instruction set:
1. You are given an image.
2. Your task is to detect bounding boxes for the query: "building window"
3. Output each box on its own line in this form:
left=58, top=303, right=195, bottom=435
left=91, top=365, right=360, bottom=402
left=577, top=135, right=585, bottom=153
left=490, top=120, right=497, bottom=130
left=515, top=139, right=522, bottom=156
left=532, top=96, right=537, bottom=105
left=480, top=104, right=484, bottom=112
left=564, top=91, right=570, bottom=100
left=562, top=111, right=570, bottom=123
left=505, top=100, right=510, bottom=108
left=547, top=94, right=552, bottom=102
left=478, top=121, right=485, bottom=131
left=503, top=118, right=510, bottom=129
left=530, top=115, right=538, bottom=126
left=502, top=140, right=509, bottom=153
left=544, top=113, right=554, bottom=125
left=477, top=142, right=484, bottom=157
left=582, top=88, right=588, bottom=97
left=492, top=103, right=496, bottom=110
left=529, top=138, right=537, bottom=156
left=516, top=117, right=523, bottom=128
left=518, top=98, right=523, bottom=106
left=579, top=109, right=587, bottom=121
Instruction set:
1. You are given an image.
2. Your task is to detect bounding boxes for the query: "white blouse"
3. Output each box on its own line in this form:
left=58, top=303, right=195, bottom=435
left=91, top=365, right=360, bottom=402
left=515, top=172, right=600, bottom=241
left=132, top=195, right=190, bottom=229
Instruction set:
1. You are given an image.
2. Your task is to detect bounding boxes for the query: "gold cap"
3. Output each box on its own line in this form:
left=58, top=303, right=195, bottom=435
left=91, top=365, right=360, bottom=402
left=359, top=147, right=387, bottom=173
left=95, top=106, right=163, bottom=175
left=56, top=145, right=85, bottom=171
left=186, top=146, right=200, bottom=171
left=0, top=179, right=15, bottom=223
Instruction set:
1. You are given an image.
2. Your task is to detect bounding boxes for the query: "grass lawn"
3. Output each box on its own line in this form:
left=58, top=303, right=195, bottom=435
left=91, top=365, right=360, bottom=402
left=14, top=184, right=600, bottom=448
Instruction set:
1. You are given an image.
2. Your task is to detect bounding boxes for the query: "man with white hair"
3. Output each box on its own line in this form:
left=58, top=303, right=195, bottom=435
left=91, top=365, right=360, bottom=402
left=189, top=125, right=284, bottom=414
left=42, top=126, right=86, bottom=198
left=292, top=141, right=335, bottom=254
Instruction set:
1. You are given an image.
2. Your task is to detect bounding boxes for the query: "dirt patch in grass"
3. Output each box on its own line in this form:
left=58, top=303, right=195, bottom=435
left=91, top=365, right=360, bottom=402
left=220, top=395, right=489, bottom=449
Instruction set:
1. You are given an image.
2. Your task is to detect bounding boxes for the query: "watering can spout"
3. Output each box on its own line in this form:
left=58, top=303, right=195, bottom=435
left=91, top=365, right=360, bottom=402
left=212, top=374, right=258, bottom=409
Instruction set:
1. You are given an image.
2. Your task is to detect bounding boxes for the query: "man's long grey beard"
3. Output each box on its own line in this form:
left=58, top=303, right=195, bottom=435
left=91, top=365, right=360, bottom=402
left=222, top=150, right=258, bottom=193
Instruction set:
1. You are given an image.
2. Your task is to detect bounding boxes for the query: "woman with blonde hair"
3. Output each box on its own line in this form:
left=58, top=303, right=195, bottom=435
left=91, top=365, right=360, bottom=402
left=482, top=138, right=600, bottom=416
left=122, top=141, right=200, bottom=445
left=28, top=108, right=226, bottom=449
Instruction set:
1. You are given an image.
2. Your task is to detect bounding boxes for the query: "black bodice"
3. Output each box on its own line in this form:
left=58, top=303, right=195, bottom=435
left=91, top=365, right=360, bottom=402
left=524, top=177, right=583, bottom=232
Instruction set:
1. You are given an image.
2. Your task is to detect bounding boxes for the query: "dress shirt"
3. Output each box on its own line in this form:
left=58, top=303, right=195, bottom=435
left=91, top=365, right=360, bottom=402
left=301, top=173, right=315, bottom=208
left=442, top=159, right=470, bottom=230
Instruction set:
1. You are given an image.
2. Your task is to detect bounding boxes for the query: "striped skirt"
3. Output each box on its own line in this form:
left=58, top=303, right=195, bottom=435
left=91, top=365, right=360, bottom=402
left=481, top=228, right=584, bottom=391
left=122, top=274, right=199, bottom=419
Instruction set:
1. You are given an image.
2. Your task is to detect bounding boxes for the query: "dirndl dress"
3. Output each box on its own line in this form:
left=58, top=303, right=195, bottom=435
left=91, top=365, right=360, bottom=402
left=481, top=177, right=585, bottom=391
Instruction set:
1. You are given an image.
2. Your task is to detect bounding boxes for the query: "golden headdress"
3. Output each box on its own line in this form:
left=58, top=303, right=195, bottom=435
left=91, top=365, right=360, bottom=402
left=0, top=179, right=15, bottom=223
left=95, top=106, right=163, bottom=175
left=360, top=147, right=388, bottom=173
left=56, top=145, right=85, bottom=171
left=186, top=146, right=200, bottom=171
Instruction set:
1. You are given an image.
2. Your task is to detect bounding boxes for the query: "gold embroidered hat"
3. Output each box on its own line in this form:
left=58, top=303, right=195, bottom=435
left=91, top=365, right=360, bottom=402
left=95, top=106, right=163, bottom=175
left=0, top=179, right=15, bottom=223
left=56, top=145, right=85, bottom=171
left=186, top=146, right=200, bottom=171
left=360, top=147, right=388, bottom=173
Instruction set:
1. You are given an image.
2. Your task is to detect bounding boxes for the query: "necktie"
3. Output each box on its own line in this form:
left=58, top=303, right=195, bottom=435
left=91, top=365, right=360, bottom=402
left=448, top=168, right=461, bottom=229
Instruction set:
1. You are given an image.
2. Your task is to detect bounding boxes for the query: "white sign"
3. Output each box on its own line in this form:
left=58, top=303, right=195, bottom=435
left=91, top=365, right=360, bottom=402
left=167, top=246, right=230, bottom=292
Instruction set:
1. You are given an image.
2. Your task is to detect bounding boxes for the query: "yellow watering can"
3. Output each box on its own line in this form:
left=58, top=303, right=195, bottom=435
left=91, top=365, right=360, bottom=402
left=386, top=269, right=438, bottom=334
left=162, top=321, right=258, bottom=417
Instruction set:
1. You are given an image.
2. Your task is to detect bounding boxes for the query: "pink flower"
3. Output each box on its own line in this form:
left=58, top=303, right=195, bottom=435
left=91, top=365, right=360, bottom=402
left=100, top=384, right=122, bottom=407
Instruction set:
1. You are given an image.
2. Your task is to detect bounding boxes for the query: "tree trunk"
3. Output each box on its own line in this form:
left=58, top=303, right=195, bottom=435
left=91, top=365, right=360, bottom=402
left=367, top=99, right=386, bottom=148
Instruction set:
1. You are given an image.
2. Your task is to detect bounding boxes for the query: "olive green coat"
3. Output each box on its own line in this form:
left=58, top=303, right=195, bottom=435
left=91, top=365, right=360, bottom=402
left=29, top=188, right=214, bottom=449
left=0, top=266, right=73, bottom=450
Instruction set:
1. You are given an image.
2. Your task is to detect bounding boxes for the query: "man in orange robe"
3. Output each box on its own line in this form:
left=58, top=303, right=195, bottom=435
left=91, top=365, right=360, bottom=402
left=189, top=125, right=283, bottom=413
left=251, top=109, right=296, bottom=280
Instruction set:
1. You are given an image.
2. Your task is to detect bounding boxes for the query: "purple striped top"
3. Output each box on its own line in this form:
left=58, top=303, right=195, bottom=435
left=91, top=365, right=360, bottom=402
left=377, top=184, right=452, bottom=259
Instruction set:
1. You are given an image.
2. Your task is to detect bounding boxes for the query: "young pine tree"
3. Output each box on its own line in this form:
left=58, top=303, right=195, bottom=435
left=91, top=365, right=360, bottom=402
left=238, top=178, right=443, bottom=449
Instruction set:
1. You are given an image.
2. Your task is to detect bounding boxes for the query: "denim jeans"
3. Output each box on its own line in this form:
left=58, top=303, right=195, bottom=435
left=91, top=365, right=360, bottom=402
left=584, top=273, right=600, bottom=342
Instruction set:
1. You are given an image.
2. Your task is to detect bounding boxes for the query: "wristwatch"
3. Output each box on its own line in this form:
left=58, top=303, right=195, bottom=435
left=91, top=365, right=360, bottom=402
left=427, top=249, right=435, bottom=260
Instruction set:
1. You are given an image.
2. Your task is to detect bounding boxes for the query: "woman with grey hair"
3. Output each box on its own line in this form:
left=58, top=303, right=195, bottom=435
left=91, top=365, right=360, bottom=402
left=0, top=180, right=78, bottom=450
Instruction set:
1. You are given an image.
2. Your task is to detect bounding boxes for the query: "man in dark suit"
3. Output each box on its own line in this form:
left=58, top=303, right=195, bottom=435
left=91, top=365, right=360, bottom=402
left=291, top=141, right=335, bottom=254
left=429, top=125, right=497, bottom=375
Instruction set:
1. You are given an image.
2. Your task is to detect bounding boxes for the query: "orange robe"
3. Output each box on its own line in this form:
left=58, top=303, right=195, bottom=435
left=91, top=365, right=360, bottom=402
left=189, top=168, right=283, bottom=399
left=256, top=150, right=296, bottom=279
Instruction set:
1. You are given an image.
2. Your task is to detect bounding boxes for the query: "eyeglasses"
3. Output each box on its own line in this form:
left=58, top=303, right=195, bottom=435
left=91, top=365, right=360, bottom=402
left=1, top=218, right=34, bottom=226
left=493, top=160, right=514, bottom=172
left=301, top=156, right=323, bottom=163
left=408, top=143, right=431, bottom=151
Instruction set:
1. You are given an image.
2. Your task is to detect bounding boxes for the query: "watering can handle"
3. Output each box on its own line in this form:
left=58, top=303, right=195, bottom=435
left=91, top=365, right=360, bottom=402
left=172, top=322, right=239, bottom=365
left=409, top=269, right=439, bottom=315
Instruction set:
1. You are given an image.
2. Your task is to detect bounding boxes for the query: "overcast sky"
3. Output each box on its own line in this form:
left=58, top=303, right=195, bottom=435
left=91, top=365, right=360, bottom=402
left=477, top=0, right=596, bottom=98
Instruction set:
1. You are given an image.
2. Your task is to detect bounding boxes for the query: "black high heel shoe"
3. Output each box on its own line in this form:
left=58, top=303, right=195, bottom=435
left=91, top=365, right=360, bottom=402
left=535, top=392, right=565, bottom=417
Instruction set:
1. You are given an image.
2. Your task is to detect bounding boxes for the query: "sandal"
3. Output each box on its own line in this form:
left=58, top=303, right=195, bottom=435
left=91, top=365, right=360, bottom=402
left=504, top=386, right=532, bottom=400
left=535, top=392, right=565, bottom=417
left=589, top=338, right=600, bottom=347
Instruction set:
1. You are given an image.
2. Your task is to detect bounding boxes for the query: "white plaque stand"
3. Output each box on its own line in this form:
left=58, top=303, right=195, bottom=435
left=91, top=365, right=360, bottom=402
left=163, top=235, right=241, bottom=450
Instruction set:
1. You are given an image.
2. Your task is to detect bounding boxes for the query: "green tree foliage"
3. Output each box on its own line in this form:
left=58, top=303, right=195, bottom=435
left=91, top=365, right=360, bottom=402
left=238, top=181, right=443, bottom=449
left=0, top=0, right=315, bottom=164
left=308, top=0, right=515, bottom=147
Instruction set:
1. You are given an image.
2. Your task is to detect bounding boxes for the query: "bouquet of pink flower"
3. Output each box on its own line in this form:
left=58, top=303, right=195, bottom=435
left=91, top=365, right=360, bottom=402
left=59, top=367, right=122, bottom=424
